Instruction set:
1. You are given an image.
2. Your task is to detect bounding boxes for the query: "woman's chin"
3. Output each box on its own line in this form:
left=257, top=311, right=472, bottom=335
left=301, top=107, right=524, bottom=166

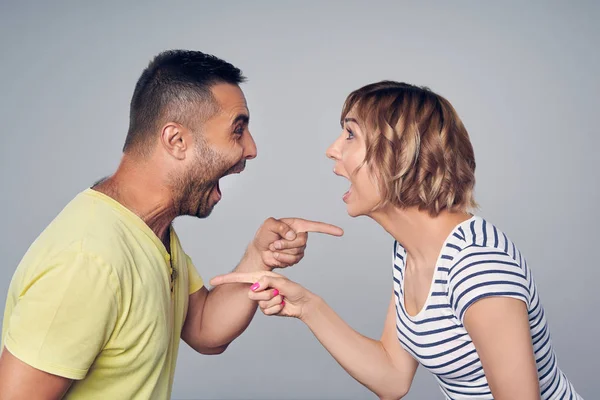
left=345, top=204, right=362, bottom=218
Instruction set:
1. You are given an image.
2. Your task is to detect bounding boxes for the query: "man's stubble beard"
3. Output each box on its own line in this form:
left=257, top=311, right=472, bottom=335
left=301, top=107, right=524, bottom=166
left=172, top=141, right=229, bottom=219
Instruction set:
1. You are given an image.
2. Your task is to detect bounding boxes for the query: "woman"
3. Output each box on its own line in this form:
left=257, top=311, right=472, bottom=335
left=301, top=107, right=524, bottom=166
left=210, top=81, right=582, bottom=399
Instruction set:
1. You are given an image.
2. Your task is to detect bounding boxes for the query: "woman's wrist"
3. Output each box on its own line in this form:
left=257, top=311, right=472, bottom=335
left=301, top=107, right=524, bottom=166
left=299, top=292, right=323, bottom=324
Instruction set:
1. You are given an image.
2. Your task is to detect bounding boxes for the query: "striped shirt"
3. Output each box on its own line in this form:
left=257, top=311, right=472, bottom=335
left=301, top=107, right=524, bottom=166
left=393, top=216, right=582, bottom=399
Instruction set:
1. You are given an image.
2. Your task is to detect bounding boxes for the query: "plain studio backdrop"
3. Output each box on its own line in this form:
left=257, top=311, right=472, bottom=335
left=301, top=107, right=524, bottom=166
left=0, top=1, right=598, bottom=399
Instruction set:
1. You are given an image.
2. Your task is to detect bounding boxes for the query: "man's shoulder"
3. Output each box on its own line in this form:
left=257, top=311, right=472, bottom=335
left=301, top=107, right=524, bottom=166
left=23, top=189, right=141, bottom=270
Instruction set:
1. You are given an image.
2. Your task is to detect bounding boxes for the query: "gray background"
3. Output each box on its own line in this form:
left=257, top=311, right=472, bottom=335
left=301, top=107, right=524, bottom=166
left=0, top=1, right=598, bottom=399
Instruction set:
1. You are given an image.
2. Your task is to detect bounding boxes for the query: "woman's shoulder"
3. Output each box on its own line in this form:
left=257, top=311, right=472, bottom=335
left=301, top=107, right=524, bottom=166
left=457, top=216, right=524, bottom=263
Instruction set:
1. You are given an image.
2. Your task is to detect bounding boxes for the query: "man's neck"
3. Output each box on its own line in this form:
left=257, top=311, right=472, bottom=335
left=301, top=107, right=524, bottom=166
left=93, top=156, right=175, bottom=249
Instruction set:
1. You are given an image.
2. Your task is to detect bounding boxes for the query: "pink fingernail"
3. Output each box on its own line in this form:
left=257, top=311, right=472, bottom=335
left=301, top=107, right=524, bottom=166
left=281, top=300, right=285, bottom=306
left=273, top=289, right=279, bottom=296
left=250, top=282, right=259, bottom=291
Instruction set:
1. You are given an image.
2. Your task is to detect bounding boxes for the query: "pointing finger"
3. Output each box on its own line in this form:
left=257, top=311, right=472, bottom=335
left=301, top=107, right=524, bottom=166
left=281, top=218, right=343, bottom=236
left=210, top=271, right=270, bottom=287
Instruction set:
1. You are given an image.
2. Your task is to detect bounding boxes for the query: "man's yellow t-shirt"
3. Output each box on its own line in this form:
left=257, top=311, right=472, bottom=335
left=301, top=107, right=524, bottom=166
left=1, top=188, right=204, bottom=399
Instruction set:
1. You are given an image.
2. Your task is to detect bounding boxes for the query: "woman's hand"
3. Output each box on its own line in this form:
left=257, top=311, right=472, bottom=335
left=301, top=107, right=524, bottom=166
left=209, top=270, right=316, bottom=320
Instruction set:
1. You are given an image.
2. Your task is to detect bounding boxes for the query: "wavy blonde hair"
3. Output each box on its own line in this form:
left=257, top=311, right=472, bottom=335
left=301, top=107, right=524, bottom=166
left=341, top=81, right=477, bottom=216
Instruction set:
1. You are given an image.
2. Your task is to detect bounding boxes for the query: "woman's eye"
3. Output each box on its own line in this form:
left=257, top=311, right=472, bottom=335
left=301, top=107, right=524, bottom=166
left=346, top=128, right=355, bottom=140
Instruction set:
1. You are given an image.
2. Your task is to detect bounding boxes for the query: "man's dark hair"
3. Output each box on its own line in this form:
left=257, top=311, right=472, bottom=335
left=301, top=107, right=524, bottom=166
left=123, top=49, right=246, bottom=155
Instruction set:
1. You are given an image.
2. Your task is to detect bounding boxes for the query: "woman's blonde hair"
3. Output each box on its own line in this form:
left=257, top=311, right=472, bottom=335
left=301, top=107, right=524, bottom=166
left=341, top=81, right=477, bottom=216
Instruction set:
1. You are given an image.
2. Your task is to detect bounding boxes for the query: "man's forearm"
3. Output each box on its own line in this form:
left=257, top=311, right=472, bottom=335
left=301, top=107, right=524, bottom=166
left=197, top=245, right=267, bottom=349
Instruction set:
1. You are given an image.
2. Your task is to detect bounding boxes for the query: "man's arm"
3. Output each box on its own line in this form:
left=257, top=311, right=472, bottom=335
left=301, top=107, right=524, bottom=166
left=181, top=217, right=343, bottom=353
left=181, top=245, right=265, bottom=354
left=0, top=252, right=119, bottom=398
left=0, top=348, right=72, bottom=400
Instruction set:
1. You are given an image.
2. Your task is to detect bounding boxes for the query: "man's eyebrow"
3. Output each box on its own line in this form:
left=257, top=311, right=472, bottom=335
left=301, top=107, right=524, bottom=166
left=232, top=114, right=249, bottom=125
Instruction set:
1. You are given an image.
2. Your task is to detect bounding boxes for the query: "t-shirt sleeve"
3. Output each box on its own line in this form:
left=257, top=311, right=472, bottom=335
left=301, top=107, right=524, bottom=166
left=4, top=251, right=120, bottom=380
left=186, top=255, right=204, bottom=295
left=447, top=246, right=531, bottom=323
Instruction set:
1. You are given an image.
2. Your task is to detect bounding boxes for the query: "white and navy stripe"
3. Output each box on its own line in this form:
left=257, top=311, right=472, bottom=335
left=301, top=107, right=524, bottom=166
left=393, top=216, right=582, bottom=399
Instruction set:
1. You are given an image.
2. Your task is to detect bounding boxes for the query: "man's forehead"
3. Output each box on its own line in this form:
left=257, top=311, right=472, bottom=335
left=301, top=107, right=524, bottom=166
left=210, top=83, right=249, bottom=118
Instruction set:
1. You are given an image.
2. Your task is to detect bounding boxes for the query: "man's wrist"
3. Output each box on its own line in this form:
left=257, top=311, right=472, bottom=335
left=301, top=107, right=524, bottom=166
left=235, top=243, right=270, bottom=273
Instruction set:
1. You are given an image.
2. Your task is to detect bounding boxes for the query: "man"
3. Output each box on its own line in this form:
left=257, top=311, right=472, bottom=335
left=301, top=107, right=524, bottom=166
left=0, top=50, right=342, bottom=399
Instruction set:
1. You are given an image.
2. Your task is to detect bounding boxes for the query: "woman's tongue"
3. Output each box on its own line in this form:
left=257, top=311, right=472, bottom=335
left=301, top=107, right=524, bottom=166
left=343, top=186, right=352, bottom=202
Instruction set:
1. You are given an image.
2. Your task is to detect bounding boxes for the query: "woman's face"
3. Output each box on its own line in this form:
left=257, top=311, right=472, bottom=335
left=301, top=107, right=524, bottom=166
left=326, top=111, right=382, bottom=217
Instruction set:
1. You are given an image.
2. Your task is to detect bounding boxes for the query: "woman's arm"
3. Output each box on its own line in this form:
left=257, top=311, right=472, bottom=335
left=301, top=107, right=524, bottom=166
left=302, top=292, right=419, bottom=400
left=464, top=297, right=540, bottom=400
left=210, top=271, right=418, bottom=400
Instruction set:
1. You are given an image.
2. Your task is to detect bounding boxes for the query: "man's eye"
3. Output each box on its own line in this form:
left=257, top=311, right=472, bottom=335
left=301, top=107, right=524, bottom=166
left=234, top=125, right=244, bottom=135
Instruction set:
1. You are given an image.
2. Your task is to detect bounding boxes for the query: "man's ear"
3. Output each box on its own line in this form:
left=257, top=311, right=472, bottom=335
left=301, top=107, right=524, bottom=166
left=160, top=122, right=188, bottom=160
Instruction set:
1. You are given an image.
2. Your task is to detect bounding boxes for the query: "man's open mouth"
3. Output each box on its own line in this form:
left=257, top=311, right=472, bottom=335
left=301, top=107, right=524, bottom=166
left=213, top=162, right=246, bottom=200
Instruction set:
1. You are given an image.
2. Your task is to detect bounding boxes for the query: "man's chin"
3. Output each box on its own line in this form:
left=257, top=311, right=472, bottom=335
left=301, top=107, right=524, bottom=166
left=194, top=202, right=217, bottom=219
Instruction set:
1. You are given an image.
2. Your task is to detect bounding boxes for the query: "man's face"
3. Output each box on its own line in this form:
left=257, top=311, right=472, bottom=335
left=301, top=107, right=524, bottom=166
left=174, top=83, right=257, bottom=218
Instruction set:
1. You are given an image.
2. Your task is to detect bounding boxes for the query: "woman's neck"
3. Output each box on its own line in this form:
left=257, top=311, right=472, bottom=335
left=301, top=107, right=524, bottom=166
left=370, top=206, right=472, bottom=268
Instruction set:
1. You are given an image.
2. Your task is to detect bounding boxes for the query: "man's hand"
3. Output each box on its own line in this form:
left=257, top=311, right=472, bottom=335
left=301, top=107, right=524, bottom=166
left=182, top=217, right=342, bottom=353
left=249, top=217, right=343, bottom=270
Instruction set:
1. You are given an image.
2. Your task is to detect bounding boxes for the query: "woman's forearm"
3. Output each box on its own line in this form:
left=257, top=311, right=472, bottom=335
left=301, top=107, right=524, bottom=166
left=301, top=295, right=411, bottom=400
